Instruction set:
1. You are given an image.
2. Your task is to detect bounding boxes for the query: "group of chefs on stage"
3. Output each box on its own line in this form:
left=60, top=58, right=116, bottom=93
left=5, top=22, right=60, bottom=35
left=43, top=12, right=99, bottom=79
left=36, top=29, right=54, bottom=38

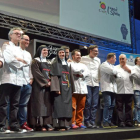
left=0, top=27, right=140, bottom=134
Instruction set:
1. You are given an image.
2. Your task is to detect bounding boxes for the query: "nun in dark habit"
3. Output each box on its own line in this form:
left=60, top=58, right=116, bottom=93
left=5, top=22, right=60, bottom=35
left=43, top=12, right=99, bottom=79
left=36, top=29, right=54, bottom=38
left=29, top=45, right=53, bottom=131
left=50, top=48, right=75, bottom=130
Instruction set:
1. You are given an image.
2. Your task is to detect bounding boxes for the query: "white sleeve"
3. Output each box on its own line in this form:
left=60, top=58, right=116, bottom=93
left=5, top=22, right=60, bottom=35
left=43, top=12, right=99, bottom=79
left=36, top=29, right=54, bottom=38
left=0, top=48, right=4, bottom=65
left=131, top=67, right=140, bottom=79
left=100, top=62, right=117, bottom=75
left=2, top=44, right=28, bottom=69
left=82, top=64, right=90, bottom=78
left=70, top=62, right=82, bottom=74
left=23, top=52, right=31, bottom=65
left=29, top=54, right=33, bottom=79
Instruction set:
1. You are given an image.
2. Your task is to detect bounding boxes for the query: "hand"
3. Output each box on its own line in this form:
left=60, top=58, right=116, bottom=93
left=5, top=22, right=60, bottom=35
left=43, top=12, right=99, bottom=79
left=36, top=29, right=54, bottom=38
left=56, top=91, right=61, bottom=94
left=67, top=59, right=72, bottom=62
left=30, top=79, right=33, bottom=85
left=0, top=61, right=3, bottom=68
left=16, top=57, right=27, bottom=64
left=46, top=81, right=51, bottom=87
left=3, top=42, right=10, bottom=45
left=122, top=65, right=131, bottom=73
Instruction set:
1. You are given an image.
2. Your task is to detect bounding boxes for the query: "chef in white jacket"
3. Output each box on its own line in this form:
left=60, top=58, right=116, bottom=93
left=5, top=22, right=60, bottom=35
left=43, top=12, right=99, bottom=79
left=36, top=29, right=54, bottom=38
left=70, top=49, right=89, bottom=129
left=17, top=35, right=33, bottom=131
left=131, top=57, right=140, bottom=126
left=115, top=54, right=133, bottom=127
left=100, top=53, right=118, bottom=128
left=0, top=27, right=28, bottom=133
left=81, top=45, right=100, bottom=128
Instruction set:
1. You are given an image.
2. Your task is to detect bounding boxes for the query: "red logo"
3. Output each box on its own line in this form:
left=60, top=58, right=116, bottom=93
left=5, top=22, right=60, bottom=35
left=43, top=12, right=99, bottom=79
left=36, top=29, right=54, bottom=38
left=100, top=2, right=106, bottom=10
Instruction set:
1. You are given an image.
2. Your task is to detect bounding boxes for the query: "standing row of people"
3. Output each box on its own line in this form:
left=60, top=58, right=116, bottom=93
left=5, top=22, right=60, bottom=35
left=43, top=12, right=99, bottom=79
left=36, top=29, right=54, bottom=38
left=0, top=27, right=140, bottom=134
left=0, top=27, right=75, bottom=133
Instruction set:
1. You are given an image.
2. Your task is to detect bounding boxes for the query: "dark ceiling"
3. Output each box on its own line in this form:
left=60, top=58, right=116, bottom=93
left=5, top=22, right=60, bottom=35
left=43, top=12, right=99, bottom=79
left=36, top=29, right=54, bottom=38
left=134, top=0, right=140, bottom=20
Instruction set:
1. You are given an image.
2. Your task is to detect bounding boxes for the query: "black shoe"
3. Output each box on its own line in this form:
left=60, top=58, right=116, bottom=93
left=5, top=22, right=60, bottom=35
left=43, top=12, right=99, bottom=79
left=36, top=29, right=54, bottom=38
left=133, top=121, right=138, bottom=126
left=65, top=126, right=71, bottom=130
left=126, top=122, right=133, bottom=127
left=10, top=127, right=27, bottom=133
left=90, top=122, right=97, bottom=128
left=0, top=127, right=11, bottom=134
left=44, top=124, right=54, bottom=131
left=84, top=122, right=92, bottom=128
left=119, top=122, right=125, bottom=127
left=102, top=122, right=111, bottom=128
left=109, top=123, right=118, bottom=128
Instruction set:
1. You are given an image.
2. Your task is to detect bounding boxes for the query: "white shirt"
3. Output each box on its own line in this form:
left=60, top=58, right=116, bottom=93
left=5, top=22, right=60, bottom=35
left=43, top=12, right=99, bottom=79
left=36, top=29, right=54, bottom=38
left=70, top=61, right=89, bottom=94
left=115, top=64, right=133, bottom=94
left=81, top=55, right=101, bottom=87
left=100, top=61, right=118, bottom=93
left=1, top=41, right=28, bottom=86
left=0, top=48, right=4, bottom=85
left=131, top=65, right=140, bottom=91
left=18, top=47, right=33, bottom=85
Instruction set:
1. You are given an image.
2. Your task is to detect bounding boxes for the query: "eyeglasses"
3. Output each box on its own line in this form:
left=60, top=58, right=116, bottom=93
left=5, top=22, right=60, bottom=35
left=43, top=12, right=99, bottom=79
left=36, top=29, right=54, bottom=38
left=92, top=50, right=98, bottom=52
left=22, top=38, right=30, bottom=42
left=12, top=32, right=22, bottom=36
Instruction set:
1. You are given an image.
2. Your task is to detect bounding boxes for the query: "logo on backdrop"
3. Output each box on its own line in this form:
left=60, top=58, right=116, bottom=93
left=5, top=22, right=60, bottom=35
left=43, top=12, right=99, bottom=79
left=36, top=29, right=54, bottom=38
left=100, top=2, right=106, bottom=10
left=127, top=55, right=135, bottom=63
left=123, top=53, right=140, bottom=66
left=46, top=45, right=58, bottom=57
left=120, top=24, right=128, bottom=40
left=124, top=53, right=139, bottom=66
left=99, top=1, right=120, bottom=17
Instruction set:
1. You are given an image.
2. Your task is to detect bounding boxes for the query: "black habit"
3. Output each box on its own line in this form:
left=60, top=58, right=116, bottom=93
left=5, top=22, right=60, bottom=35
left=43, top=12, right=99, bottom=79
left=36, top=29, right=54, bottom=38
left=50, top=48, right=75, bottom=128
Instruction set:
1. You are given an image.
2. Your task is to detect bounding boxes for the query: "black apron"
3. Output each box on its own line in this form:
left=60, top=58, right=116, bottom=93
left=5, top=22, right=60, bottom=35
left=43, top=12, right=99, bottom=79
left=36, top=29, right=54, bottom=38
left=53, top=65, right=72, bottom=118
left=39, top=62, right=52, bottom=116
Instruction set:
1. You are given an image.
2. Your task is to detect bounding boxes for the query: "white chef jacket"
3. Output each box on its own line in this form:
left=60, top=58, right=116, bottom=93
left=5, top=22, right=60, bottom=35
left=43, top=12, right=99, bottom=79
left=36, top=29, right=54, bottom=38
left=131, top=65, right=140, bottom=91
left=100, top=61, right=117, bottom=93
left=81, top=55, right=100, bottom=87
left=0, top=48, right=4, bottom=85
left=115, top=64, right=133, bottom=94
left=18, top=47, right=33, bottom=85
left=70, top=61, right=89, bottom=94
left=1, top=41, right=28, bottom=86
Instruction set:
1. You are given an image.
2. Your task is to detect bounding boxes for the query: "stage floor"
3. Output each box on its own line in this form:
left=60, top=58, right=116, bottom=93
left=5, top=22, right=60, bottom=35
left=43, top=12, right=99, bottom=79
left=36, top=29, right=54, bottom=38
left=0, top=127, right=140, bottom=140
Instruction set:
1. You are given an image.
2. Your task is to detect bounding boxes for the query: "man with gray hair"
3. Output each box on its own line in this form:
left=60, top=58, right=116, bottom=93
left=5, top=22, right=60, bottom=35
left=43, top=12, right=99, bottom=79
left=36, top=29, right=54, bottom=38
left=115, top=54, right=133, bottom=127
left=0, top=27, right=27, bottom=133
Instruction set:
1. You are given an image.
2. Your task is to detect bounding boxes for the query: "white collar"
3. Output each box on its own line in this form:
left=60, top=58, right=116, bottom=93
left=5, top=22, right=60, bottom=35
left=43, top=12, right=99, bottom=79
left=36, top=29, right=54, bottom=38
left=60, top=59, right=67, bottom=65
left=40, top=55, right=47, bottom=62
left=9, top=41, right=19, bottom=47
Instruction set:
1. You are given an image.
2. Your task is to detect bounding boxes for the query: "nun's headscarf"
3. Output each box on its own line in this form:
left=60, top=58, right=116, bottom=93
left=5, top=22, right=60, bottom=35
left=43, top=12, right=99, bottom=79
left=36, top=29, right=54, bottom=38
left=33, top=45, right=49, bottom=59
left=50, top=48, right=68, bottom=76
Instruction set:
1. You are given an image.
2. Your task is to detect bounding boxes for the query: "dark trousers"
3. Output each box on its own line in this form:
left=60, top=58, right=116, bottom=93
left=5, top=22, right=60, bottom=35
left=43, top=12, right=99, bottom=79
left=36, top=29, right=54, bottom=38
left=0, top=85, right=2, bottom=96
left=0, top=84, right=21, bottom=128
left=116, top=94, right=133, bottom=124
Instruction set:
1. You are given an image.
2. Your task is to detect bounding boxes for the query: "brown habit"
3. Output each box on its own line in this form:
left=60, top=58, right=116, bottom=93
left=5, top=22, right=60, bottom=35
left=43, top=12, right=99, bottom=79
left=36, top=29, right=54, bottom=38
left=28, top=58, right=52, bottom=126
